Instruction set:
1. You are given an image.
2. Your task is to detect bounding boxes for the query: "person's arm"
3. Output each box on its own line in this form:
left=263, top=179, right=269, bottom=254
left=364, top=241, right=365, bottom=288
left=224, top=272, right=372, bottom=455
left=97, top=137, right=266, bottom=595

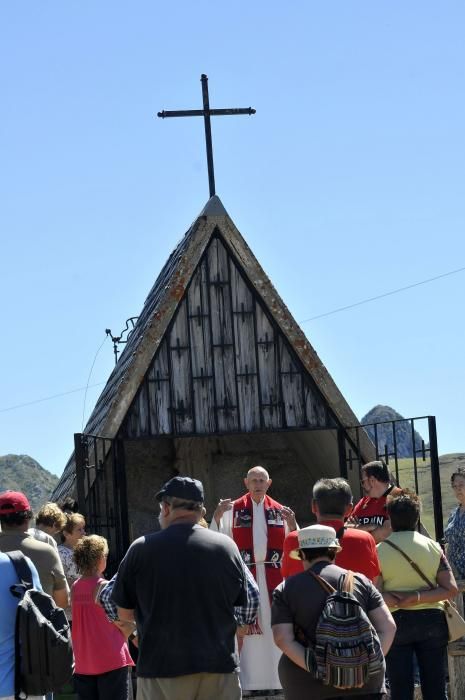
left=210, top=499, right=233, bottom=530
left=53, top=586, right=70, bottom=609
left=359, top=519, right=392, bottom=543
left=281, top=507, right=297, bottom=533
left=272, top=623, right=307, bottom=670
left=367, top=604, right=396, bottom=656
left=235, top=562, right=260, bottom=628
left=95, top=575, right=119, bottom=621
left=117, top=606, right=136, bottom=624
left=51, top=548, right=70, bottom=608
left=374, top=574, right=403, bottom=608
left=394, top=568, right=458, bottom=607
left=376, top=553, right=459, bottom=608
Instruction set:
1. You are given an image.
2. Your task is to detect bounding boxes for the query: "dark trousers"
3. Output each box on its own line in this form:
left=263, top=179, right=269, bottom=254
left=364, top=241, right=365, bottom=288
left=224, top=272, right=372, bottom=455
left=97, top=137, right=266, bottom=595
left=386, top=608, right=448, bottom=700
left=74, top=667, right=131, bottom=700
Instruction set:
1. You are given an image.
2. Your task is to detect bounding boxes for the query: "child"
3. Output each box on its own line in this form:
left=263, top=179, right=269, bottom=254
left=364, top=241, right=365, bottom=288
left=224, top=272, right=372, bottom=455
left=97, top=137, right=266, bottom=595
left=72, top=535, right=134, bottom=700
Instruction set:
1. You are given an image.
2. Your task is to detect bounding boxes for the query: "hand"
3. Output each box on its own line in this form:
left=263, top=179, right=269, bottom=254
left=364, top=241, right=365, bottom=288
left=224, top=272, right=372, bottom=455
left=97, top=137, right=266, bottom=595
left=392, top=591, right=420, bottom=608
left=113, top=620, right=137, bottom=641
left=281, top=506, right=297, bottom=532
left=213, top=498, right=233, bottom=526
left=236, top=624, right=249, bottom=654
left=345, top=515, right=360, bottom=528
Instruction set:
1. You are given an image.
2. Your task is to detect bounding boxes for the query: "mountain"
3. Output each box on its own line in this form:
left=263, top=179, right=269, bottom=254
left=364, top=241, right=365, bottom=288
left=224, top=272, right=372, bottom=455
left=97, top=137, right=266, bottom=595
left=361, top=405, right=424, bottom=458
left=0, top=454, right=59, bottom=512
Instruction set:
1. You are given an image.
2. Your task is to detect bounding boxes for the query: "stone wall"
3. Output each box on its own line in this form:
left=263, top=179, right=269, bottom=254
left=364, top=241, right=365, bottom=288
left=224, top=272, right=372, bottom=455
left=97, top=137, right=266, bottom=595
left=122, top=429, right=343, bottom=541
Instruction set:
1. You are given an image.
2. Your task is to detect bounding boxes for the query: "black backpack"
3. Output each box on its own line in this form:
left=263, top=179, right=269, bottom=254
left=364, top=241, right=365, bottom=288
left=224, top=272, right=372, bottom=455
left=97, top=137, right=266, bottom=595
left=7, top=550, right=75, bottom=699
left=305, top=570, right=384, bottom=690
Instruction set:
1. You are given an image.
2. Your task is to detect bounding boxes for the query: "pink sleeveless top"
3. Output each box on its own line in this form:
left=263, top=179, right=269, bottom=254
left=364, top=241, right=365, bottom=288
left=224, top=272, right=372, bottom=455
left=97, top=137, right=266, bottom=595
left=71, top=576, right=134, bottom=675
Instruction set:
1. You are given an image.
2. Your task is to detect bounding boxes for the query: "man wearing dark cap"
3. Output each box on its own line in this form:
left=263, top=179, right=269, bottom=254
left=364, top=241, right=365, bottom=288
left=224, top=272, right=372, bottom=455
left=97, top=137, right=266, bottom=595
left=112, top=476, right=255, bottom=700
left=0, top=490, right=69, bottom=608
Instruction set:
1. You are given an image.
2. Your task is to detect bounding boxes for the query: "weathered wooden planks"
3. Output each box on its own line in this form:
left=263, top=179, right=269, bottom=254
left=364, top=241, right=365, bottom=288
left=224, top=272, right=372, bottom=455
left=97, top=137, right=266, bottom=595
left=124, top=234, right=331, bottom=438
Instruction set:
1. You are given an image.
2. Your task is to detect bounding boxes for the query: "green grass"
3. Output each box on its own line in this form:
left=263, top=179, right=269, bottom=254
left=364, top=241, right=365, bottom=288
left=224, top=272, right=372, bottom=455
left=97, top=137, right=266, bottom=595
left=390, top=453, right=465, bottom=538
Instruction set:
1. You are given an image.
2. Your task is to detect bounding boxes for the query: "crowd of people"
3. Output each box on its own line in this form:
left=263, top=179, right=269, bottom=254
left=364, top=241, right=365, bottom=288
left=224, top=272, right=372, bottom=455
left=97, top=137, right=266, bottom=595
left=0, top=460, right=464, bottom=700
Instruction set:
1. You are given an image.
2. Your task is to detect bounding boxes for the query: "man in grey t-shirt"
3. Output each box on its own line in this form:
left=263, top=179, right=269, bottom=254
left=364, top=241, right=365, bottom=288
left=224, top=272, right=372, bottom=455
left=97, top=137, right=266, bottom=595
left=0, top=490, right=69, bottom=608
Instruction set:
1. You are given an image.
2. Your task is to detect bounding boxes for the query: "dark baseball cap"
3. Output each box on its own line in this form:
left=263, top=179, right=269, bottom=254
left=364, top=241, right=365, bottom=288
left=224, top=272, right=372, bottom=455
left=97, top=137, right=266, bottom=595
left=0, top=490, right=31, bottom=514
left=156, top=476, right=204, bottom=503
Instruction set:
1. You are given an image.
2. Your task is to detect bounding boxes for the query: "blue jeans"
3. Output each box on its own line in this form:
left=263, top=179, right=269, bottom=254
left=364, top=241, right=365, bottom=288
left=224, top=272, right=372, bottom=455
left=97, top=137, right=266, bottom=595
left=387, top=608, right=448, bottom=700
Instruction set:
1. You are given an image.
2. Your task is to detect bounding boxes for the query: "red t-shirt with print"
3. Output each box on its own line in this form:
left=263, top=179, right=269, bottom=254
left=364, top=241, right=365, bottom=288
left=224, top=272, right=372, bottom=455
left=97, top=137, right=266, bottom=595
left=281, top=519, right=380, bottom=581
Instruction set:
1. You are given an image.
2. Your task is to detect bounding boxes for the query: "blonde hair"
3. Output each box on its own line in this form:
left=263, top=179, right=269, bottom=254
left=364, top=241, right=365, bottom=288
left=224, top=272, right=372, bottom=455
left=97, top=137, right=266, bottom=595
left=73, top=535, right=108, bottom=575
left=36, top=502, right=67, bottom=530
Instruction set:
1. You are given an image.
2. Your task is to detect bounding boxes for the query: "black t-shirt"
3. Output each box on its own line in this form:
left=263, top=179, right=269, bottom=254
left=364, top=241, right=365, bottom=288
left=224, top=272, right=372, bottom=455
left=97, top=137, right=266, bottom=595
left=271, top=562, right=386, bottom=698
left=112, top=523, right=248, bottom=678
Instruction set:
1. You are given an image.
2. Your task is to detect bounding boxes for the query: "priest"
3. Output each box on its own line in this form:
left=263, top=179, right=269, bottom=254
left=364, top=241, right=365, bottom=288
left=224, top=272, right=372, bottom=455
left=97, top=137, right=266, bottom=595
left=211, top=466, right=297, bottom=696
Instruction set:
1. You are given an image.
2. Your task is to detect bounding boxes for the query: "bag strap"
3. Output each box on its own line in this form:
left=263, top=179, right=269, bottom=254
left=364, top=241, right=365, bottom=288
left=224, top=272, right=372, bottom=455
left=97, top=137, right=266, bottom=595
left=6, top=550, right=34, bottom=591
left=308, top=569, right=336, bottom=594
left=6, top=551, right=33, bottom=700
left=341, top=570, right=355, bottom=594
left=309, top=568, right=355, bottom=595
left=383, top=540, right=435, bottom=589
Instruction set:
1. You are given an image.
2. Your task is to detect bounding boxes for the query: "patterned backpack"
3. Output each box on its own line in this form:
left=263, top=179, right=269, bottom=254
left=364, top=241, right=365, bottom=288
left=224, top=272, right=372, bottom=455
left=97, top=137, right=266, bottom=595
left=305, top=570, right=384, bottom=690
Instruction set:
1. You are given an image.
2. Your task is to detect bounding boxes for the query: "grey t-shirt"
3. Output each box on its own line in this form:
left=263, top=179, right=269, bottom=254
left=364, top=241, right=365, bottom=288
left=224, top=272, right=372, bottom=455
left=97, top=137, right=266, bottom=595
left=0, top=531, right=68, bottom=597
left=272, top=561, right=386, bottom=699
left=112, top=523, right=248, bottom=678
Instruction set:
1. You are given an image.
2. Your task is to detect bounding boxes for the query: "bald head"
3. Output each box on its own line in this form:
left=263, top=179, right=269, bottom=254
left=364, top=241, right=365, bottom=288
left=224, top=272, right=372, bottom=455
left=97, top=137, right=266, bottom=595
left=244, top=466, right=272, bottom=503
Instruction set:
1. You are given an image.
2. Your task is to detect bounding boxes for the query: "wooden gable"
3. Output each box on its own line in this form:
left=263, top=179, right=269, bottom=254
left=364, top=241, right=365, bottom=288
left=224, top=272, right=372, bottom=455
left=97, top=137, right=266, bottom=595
left=122, top=232, right=336, bottom=438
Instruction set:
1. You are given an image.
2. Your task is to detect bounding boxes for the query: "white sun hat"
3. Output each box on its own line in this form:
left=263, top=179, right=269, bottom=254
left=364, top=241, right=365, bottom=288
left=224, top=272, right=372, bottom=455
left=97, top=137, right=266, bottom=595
left=289, top=524, right=342, bottom=560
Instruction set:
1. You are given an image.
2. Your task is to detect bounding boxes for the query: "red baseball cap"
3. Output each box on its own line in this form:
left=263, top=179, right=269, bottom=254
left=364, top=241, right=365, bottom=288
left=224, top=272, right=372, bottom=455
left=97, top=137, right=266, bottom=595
left=0, top=490, right=31, bottom=514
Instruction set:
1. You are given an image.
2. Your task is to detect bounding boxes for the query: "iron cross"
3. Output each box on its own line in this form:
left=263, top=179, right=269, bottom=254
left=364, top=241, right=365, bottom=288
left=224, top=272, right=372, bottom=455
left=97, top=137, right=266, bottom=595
left=157, top=74, right=256, bottom=198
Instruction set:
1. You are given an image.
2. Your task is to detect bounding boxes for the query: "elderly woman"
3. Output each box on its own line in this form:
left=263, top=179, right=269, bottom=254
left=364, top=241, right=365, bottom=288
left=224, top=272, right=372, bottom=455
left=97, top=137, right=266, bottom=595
left=376, top=490, right=458, bottom=700
left=444, top=468, right=465, bottom=580
left=28, top=501, right=67, bottom=550
left=58, top=512, right=86, bottom=620
left=271, top=524, right=396, bottom=700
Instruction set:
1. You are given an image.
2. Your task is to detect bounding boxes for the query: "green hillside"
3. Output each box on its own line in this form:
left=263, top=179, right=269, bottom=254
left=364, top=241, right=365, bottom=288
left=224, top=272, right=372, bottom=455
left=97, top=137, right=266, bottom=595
left=0, top=454, right=59, bottom=512
left=393, top=453, right=465, bottom=537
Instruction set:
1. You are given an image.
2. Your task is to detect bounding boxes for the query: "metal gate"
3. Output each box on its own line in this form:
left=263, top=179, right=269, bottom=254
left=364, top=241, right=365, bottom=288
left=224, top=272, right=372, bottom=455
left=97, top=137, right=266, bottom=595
left=73, top=414, right=444, bottom=572
left=74, top=432, right=130, bottom=575
left=338, top=415, right=444, bottom=541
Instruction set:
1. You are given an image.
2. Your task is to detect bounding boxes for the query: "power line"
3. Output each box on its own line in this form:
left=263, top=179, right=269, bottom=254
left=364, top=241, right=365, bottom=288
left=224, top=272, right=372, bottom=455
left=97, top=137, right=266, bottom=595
left=1, top=264, right=464, bottom=416
left=300, top=265, right=465, bottom=323
left=0, top=382, right=106, bottom=414
left=82, top=334, right=109, bottom=431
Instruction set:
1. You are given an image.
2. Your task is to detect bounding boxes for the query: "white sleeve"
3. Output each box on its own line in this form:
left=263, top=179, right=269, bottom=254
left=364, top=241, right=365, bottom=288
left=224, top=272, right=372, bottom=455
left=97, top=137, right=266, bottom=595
left=210, top=508, right=233, bottom=537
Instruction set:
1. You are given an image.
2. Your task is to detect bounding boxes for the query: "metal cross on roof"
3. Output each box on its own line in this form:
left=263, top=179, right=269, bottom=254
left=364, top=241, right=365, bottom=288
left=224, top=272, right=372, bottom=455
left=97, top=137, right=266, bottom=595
left=157, top=74, right=256, bottom=198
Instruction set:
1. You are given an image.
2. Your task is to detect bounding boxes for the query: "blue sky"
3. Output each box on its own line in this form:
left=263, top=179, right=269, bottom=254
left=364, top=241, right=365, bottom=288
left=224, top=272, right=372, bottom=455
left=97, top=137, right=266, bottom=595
left=1, top=2, right=464, bottom=476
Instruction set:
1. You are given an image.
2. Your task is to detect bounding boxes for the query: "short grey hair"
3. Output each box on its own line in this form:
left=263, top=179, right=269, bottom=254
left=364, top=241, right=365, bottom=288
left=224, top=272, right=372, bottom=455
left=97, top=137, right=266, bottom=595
left=162, top=496, right=203, bottom=512
left=312, top=478, right=353, bottom=516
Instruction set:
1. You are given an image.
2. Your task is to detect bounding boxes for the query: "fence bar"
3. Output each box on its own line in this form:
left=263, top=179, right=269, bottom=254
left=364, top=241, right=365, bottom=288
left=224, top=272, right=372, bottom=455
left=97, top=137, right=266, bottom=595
left=428, top=416, right=444, bottom=541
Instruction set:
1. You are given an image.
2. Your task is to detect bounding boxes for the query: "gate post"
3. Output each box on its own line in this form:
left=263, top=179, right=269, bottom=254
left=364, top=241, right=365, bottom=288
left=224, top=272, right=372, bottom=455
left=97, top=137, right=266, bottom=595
left=115, top=438, right=130, bottom=557
left=428, top=416, right=444, bottom=542
left=337, top=429, right=348, bottom=479
left=74, top=433, right=87, bottom=518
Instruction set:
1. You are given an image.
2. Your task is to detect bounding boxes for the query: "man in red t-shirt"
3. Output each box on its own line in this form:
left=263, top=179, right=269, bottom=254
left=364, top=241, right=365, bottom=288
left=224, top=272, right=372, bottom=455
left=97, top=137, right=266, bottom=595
left=282, top=477, right=380, bottom=581
left=350, top=461, right=401, bottom=543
